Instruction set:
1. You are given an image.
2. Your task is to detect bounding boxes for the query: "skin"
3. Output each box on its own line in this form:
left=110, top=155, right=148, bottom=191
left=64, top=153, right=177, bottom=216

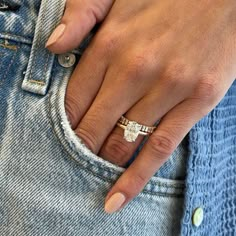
left=46, top=0, right=236, bottom=213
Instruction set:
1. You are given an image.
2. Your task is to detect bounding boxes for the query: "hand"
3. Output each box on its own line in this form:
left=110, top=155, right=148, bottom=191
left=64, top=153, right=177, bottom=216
left=47, top=0, right=236, bottom=214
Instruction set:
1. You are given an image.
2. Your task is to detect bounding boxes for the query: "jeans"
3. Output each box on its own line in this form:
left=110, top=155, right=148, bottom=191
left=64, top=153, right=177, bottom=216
left=0, top=0, right=189, bottom=235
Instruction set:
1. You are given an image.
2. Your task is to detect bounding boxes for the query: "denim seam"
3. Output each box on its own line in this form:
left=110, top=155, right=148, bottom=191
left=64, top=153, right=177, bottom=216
left=0, top=40, right=18, bottom=51
left=141, top=190, right=184, bottom=198
left=0, top=32, right=32, bottom=44
left=0, top=47, right=17, bottom=86
left=27, top=80, right=46, bottom=85
left=0, top=33, right=84, bottom=54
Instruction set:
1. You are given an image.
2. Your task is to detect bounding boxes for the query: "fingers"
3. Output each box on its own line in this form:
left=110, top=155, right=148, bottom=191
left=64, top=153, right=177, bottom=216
left=104, top=98, right=207, bottom=214
left=73, top=65, right=144, bottom=154
left=45, top=0, right=114, bottom=54
left=64, top=42, right=108, bottom=129
left=98, top=85, right=186, bottom=167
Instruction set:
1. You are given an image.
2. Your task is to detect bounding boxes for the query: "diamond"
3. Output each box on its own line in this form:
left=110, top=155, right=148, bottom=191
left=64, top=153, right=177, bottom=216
left=124, top=121, right=142, bottom=142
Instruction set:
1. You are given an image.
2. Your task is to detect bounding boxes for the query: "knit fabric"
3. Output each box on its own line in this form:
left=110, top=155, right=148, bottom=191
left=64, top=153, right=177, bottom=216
left=180, top=79, right=236, bottom=235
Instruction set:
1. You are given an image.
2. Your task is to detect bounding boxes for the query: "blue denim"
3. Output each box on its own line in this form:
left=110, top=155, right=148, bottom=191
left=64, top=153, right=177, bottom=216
left=0, top=0, right=190, bottom=235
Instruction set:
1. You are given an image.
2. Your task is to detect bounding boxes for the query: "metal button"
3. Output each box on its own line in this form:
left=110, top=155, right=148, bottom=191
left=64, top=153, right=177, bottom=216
left=192, top=207, right=204, bottom=227
left=58, top=53, right=76, bottom=68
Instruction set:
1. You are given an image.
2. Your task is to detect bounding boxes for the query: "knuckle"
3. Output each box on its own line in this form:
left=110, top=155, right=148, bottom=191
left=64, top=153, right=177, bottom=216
left=121, top=54, right=148, bottom=82
left=135, top=172, right=148, bottom=186
left=102, top=133, right=132, bottom=166
left=76, top=128, right=97, bottom=153
left=65, top=95, right=82, bottom=129
left=96, top=33, right=121, bottom=54
left=162, top=62, right=190, bottom=89
left=148, top=133, right=176, bottom=158
left=132, top=173, right=148, bottom=192
left=125, top=173, right=148, bottom=197
left=76, top=116, right=99, bottom=153
left=195, top=75, right=220, bottom=105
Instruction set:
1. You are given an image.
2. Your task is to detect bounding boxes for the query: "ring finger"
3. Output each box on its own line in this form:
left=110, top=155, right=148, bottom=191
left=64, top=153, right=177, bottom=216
left=98, top=81, right=189, bottom=167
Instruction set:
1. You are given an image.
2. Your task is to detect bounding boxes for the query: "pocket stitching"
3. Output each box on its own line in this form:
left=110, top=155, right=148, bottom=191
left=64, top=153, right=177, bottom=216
left=0, top=40, right=18, bottom=86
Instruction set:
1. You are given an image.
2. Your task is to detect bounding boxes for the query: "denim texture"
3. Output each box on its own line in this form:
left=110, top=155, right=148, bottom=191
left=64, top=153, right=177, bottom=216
left=0, top=0, right=187, bottom=235
left=1, top=0, right=236, bottom=235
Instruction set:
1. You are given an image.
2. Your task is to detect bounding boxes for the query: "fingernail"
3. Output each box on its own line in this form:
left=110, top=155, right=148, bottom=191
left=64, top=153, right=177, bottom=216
left=104, top=192, right=126, bottom=214
left=45, top=24, right=66, bottom=48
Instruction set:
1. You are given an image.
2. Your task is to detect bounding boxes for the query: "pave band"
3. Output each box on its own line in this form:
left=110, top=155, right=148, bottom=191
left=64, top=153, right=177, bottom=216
left=116, top=115, right=157, bottom=142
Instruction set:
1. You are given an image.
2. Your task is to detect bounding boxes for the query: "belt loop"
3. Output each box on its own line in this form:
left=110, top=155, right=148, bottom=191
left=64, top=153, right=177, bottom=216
left=22, top=0, right=66, bottom=95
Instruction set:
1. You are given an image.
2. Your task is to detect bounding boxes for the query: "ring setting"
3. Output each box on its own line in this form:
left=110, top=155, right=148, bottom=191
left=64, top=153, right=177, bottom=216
left=116, top=115, right=157, bottom=142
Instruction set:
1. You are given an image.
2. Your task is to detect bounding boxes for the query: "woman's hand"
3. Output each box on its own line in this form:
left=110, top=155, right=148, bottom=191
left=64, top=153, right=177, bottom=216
left=47, top=0, right=236, bottom=214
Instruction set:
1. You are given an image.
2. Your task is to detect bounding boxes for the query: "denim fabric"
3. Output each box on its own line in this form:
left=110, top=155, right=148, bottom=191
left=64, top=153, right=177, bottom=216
left=0, top=0, right=188, bottom=235
left=2, top=0, right=236, bottom=235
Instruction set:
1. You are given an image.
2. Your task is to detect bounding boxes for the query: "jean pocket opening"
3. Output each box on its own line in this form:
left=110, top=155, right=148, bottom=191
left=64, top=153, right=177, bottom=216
left=48, top=63, right=186, bottom=197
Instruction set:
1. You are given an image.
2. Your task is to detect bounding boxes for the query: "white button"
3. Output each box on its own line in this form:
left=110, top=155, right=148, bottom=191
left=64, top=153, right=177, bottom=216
left=192, top=207, right=204, bottom=227
left=58, top=53, right=76, bottom=68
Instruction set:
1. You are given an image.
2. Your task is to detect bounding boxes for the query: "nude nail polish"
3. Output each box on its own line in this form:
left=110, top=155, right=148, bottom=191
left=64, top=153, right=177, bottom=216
left=104, top=192, right=126, bottom=214
left=45, top=24, right=66, bottom=48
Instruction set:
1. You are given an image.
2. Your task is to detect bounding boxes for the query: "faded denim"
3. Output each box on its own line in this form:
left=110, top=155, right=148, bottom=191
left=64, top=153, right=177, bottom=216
left=0, top=0, right=189, bottom=235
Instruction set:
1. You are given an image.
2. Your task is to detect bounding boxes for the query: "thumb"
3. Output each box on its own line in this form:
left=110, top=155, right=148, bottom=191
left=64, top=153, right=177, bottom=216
left=45, top=0, right=114, bottom=54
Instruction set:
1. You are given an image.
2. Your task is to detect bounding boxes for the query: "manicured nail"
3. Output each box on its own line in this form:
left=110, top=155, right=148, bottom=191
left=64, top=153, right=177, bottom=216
left=104, top=192, right=126, bottom=214
left=45, top=24, right=66, bottom=48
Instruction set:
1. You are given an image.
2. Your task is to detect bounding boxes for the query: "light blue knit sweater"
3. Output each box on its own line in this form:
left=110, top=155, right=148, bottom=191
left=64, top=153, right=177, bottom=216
left=179, top=79, right=236, bottom=235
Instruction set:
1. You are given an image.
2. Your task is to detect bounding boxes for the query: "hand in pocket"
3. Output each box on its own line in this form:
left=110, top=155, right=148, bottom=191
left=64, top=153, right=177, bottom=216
left=46, top=0, right=236, bottom=214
